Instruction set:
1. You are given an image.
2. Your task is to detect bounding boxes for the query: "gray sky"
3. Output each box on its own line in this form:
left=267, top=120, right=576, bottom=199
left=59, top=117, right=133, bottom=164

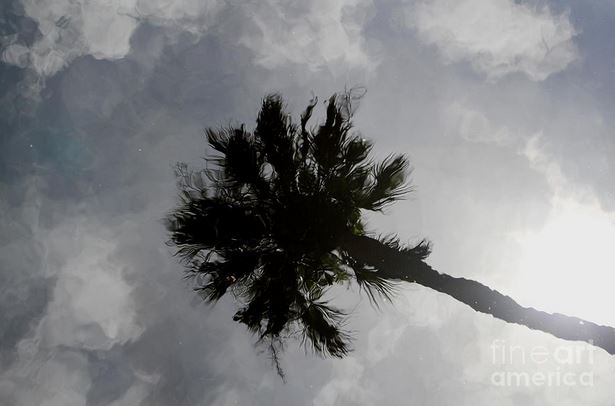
left=2, top=0, right=615, bottom=404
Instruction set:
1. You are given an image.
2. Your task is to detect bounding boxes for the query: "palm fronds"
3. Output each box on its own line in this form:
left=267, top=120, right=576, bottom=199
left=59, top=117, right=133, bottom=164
left=166, top=91, right=428, bottom=372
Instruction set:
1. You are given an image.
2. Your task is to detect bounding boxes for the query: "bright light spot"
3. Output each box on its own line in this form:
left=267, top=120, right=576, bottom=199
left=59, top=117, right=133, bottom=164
left=511, top=196, right=615, bottom=326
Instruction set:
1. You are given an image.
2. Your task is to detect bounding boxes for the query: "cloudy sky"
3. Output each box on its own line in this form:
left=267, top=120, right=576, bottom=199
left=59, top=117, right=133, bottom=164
left=2, top=0, right=615, bottom=404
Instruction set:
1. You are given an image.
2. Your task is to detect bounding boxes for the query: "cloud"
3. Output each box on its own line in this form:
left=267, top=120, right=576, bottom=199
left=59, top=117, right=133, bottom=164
left=1, top=0, right=224, bottom=77
left=39, top=219, right=143, bottom=350
left=0, top=207, right=146, bottom=405
left=0, top=350, right=91, bottom=406
left=2, top=0, right=374, bottom=79
left=0, top=346, right=158, bottom=406
left=313, top=357, right=374, bottom=406
left=521, top=133, right=569, bottom=193
left=444, top=101, right=514, bottom=144
left=407, top=0, right=578, bottom=80
left=238, top=0, right=375, bottom=72
left=4, top=0, right=137, bottom=76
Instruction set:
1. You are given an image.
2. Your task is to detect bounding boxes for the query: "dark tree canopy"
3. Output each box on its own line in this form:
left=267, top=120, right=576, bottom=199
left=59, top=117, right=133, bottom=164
left=166, top=92, right=430, bottom=367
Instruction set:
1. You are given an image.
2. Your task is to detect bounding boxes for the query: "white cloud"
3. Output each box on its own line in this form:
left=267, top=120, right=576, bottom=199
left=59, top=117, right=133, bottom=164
left=444, top=101, right=513, bottom=144
left=40, top=220, right=143, bottom=350
left=238, top=0, right=375, bottom=72
left=0, top=214, right=148, bottom=405
left=1, top=0, right=225, bottom=77
left=3, top=0, right=374, bottom=79
left=408, top=0, right=578, bottom=80
left=131, top=0, right=224, bottom=34
left=313, top=357, right=374, bottom=406
left=0, top=347, right=157, bottom=406
left=1, top=351, right=91, bottom=406
left=521, top=133, right=569, bottom=192
left=9, top=0, right=139, bottom=76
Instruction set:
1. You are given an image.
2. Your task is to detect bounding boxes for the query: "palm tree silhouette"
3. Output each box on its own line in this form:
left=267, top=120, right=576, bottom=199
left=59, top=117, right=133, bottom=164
left=166, top=91, right=615, bottom=373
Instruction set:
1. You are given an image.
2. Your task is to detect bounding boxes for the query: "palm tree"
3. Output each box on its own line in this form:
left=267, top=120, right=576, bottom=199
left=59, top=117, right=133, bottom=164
left=166, top=92, right=615, bottom=373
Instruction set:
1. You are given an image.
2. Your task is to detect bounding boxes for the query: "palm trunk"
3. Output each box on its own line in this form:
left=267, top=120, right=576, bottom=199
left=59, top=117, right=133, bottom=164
left=342, top=234, right=615, bottom=355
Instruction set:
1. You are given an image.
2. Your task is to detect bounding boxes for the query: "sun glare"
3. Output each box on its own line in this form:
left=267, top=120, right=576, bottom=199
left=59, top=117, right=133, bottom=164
left=511, top=196, right=615, bottom=327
